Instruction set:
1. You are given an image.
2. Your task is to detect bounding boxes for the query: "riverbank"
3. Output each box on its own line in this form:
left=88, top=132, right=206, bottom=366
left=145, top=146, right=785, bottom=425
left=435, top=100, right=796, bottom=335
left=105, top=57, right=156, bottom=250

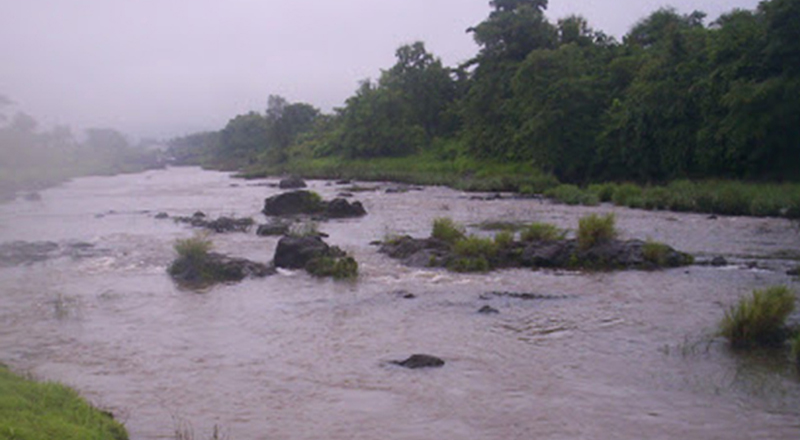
left=0, top=365, right=128, bottom=440
left=236, top=154, right=800, bottom=220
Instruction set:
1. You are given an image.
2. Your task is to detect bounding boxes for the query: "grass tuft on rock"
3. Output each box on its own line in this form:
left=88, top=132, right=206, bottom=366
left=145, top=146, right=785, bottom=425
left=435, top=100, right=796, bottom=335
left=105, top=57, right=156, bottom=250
left=0, top=365, right=128, bottom=440
left=719, top=286, right=796, bottom=349
left=173, top=234, right=212, bottom=262
left=642, top=240, right=672, bottom=266
left=521, top=222, right=564, bottom=242
left=432, top=217, right=465, bottom=244
left=306, top=255, right=359, bottom=280
left=577, top=213, right=617, bottom=250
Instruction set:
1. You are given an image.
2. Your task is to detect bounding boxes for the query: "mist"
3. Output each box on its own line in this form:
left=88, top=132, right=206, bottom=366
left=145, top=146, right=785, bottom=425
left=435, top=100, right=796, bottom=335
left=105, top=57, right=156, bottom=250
left=1, top=0, right=762, bottom=139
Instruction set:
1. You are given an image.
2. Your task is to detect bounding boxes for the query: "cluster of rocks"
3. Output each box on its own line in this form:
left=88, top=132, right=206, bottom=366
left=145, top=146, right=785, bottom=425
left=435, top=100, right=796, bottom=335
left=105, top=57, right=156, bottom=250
left=379, top=235, right=693, bottom=271
left=262, top=190, right=366, bottom=219
left=171, top=212, right=255, bottom=233
left=168, top=251, right=275, bottom=289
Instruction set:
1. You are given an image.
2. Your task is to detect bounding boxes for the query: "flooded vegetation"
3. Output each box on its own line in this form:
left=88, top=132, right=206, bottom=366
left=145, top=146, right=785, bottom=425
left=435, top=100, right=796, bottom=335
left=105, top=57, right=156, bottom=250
left=0, top=167, right=798, bottom=439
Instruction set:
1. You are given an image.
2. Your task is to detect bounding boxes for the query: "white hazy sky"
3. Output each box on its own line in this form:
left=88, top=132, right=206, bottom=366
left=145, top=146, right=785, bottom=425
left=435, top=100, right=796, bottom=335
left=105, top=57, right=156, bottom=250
left=1, top=0, right=762, bottom=139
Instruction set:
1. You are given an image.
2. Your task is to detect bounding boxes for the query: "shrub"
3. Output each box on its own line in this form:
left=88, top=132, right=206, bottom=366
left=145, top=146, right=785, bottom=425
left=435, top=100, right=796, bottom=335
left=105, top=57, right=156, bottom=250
left=712, top=184, right=750, bottom=216
left=521, top=222, right=564, bottom=242
left=666, top=180, right=697, bottom=212
left=642, top=187, right=671, bottom=210
left=454, top=235, right=498, bottom=258
left=719, top=286, right=796, bottom=348
left=173, top=234, right=212, bottom=262
left=611, top=183, right=643, bottom=207
left=749, top=197, right=782, bottom=217
left=448, top=256, right=491, bottom=273
left=642, top=240, right=671, bottom=266
left=431, top=217, right=465, bottom=244
left=494, top=230, right=515, bottom=248
left=545, top=184, right=599, bottom=206
left=588, top=183, right=617, bottom=202
left=306, top=255, right=358, bottom=280
left=577, top=213, right=617, bottom=250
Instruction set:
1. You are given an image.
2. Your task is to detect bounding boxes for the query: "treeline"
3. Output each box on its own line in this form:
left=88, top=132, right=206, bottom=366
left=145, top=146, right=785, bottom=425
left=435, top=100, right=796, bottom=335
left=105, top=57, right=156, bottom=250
left=170, top=0, right=800, bottom=184
left=0, top=102, right=165, bottom=199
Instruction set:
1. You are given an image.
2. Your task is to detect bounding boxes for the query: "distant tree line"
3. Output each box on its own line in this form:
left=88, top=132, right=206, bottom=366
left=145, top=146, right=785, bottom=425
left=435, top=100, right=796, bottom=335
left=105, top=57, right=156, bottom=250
left=0, top=99, right=164, bottom=196
left=170, top=0, right=800, bottom=183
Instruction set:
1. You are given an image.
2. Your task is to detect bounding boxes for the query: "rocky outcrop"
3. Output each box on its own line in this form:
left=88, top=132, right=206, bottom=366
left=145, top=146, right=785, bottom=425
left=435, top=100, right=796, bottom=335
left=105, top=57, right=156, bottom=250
left=273, top=235, right=358, bottom=279
left=168, top=252, right=274, bottom=288
left=391, top=354, right=445, bottom=369
left=174, top=214, right=254, bottom=233
left=379, top=236, right=693, bottom=272
left=278, top=176, right=307, bottom=189
left=262, top=190, right=367, bottom=219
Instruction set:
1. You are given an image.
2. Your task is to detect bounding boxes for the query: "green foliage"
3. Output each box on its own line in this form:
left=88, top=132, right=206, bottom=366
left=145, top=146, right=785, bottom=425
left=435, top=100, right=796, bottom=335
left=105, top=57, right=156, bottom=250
left=642, top=187, right=671, bottom=210
left=431, top=217, right=466, bottom=244
left=448, top=256, right=491, bottom=273
left=611, top=183, right=643, bottom=207
left=494, top=230, right=515, bottom=248
left=454, top=235, right=498, bottom=258
left=719, top=286, right=796, bottom=348
left=642, top=240, right=671, bottom=266
left=0, top=366, right=128, bottom=440
left=577, top=213, right=617, bottom=250
left=173, top=235, right=212, bottom=262
left=305, top=256, right=359, bottom=280
left=588, top=183, right=617, bottom=202
left=521, top=222, right=564, bottom=242
left=544, top=184, right=599, bottom=206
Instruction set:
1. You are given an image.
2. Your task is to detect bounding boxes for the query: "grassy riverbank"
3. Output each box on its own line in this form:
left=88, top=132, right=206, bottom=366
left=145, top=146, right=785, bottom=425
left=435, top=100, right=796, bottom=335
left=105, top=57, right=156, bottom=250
left=0, top=365, right=128, bottom=440
left=237, top=153, right=800, bottom=220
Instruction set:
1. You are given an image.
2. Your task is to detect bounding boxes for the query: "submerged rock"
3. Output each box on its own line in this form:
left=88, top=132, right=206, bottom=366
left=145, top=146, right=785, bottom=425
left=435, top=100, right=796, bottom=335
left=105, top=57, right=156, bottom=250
left=278, top=176, right=307, bottom=189
left=391, top=354, right=445, bottom=369
left=478, top=305, right=500, bottom=314
left=326, top=198, right=366, bottom=218
left=174, top=215, right=254, bottom=233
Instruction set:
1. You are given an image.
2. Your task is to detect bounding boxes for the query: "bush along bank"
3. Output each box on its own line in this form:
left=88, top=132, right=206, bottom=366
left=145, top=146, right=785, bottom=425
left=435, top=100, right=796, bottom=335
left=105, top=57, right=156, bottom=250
left=0, top=365, right=128, bottom=440
left=379, top=214, right=693, bottom=273
left=718, top=286, right=797, bottom=350
left=543, top=180, right=800, bottom=219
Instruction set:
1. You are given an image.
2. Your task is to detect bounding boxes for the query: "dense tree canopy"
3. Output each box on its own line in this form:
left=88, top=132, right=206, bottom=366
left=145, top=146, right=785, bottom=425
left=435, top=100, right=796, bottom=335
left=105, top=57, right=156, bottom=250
left=176, top=0, right=800, bottom=184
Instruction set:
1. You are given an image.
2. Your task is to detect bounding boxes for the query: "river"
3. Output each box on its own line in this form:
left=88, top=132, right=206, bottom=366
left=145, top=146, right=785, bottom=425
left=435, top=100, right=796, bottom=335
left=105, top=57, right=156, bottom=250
left=0, top=167, right=798, bottom=439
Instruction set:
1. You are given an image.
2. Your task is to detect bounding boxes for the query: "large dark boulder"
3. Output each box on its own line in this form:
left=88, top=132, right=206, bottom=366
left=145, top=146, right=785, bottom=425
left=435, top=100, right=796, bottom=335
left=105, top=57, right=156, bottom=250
left=278, top=176, right=307, bottom=189
left=263, top=191, right=324, bottom=216
left=325, top=198, right=366, bottom=218
left=521, top=241, right=575, bottom=268
left=274, top=236, right=330, bottom=269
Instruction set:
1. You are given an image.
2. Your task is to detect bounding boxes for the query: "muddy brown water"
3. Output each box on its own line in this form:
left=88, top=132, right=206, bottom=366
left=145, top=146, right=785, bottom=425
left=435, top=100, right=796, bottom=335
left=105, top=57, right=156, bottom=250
left=1, top=167, right=799, bottom=439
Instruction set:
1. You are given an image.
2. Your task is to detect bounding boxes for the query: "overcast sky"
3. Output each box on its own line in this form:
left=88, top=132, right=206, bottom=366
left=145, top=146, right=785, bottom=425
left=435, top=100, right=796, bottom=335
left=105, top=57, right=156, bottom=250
left=1, top=0, right=762, bottom=140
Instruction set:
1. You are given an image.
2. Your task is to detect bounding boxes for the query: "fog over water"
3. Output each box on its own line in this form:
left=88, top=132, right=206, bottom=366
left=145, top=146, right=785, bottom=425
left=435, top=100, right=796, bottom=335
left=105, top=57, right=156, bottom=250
left=1, top=0, right=761, bottom=139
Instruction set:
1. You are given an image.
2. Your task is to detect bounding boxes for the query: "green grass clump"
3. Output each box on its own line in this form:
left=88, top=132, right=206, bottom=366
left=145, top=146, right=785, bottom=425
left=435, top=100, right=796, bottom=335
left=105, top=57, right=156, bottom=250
left=642, top=187, right=671, bottom=210
left=474, top=220, right=526, bottom=232
left=0, top=366, right=128, bottom=440
left=544, top=184, right=599, bottom=206
left=173, top=234, right=212, bottom=261
left=587, top=183, right=617, bottom=202
left=454, top=235, right=498, bottom=258
left=611, top=183, right=643, bottom=207
left=494, top=230, right=515, bottom=248
left=642, top=240, right=671, bottom=266
left=431, top=217, right=465, bottom=244
left=577, top=213, right=617, bottom=250
left=719, top=286, right=796, bottom=348
left=521, top=222, right=564, bottom=242
left=306, top=255, right=359, bottom=280
left=448, top=256, right=491, bottom=273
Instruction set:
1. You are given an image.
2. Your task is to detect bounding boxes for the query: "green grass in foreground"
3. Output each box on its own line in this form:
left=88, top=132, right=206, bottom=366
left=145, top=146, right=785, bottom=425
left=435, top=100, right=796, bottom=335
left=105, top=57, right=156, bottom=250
left=0, top=365, right=127, bottom=440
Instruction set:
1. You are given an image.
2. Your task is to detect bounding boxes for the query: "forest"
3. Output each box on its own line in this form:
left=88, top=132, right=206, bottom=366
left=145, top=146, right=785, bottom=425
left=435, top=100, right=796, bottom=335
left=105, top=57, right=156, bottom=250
left=170, top=0, right=800, bottom=188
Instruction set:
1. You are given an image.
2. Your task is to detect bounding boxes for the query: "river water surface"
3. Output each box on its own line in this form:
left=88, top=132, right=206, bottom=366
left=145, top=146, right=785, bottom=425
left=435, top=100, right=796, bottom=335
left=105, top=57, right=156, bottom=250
left=1, top=167, right=799, bottom=439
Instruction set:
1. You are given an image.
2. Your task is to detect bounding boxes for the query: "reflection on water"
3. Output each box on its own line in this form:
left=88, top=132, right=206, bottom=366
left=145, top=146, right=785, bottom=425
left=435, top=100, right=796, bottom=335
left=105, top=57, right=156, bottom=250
left=0, top=167, right=798, bottom=439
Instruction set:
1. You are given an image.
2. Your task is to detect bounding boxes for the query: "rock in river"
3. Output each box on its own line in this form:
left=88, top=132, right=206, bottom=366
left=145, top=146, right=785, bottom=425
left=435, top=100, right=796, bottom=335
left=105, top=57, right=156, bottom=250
left=391, top=354, right=445, bottom=369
